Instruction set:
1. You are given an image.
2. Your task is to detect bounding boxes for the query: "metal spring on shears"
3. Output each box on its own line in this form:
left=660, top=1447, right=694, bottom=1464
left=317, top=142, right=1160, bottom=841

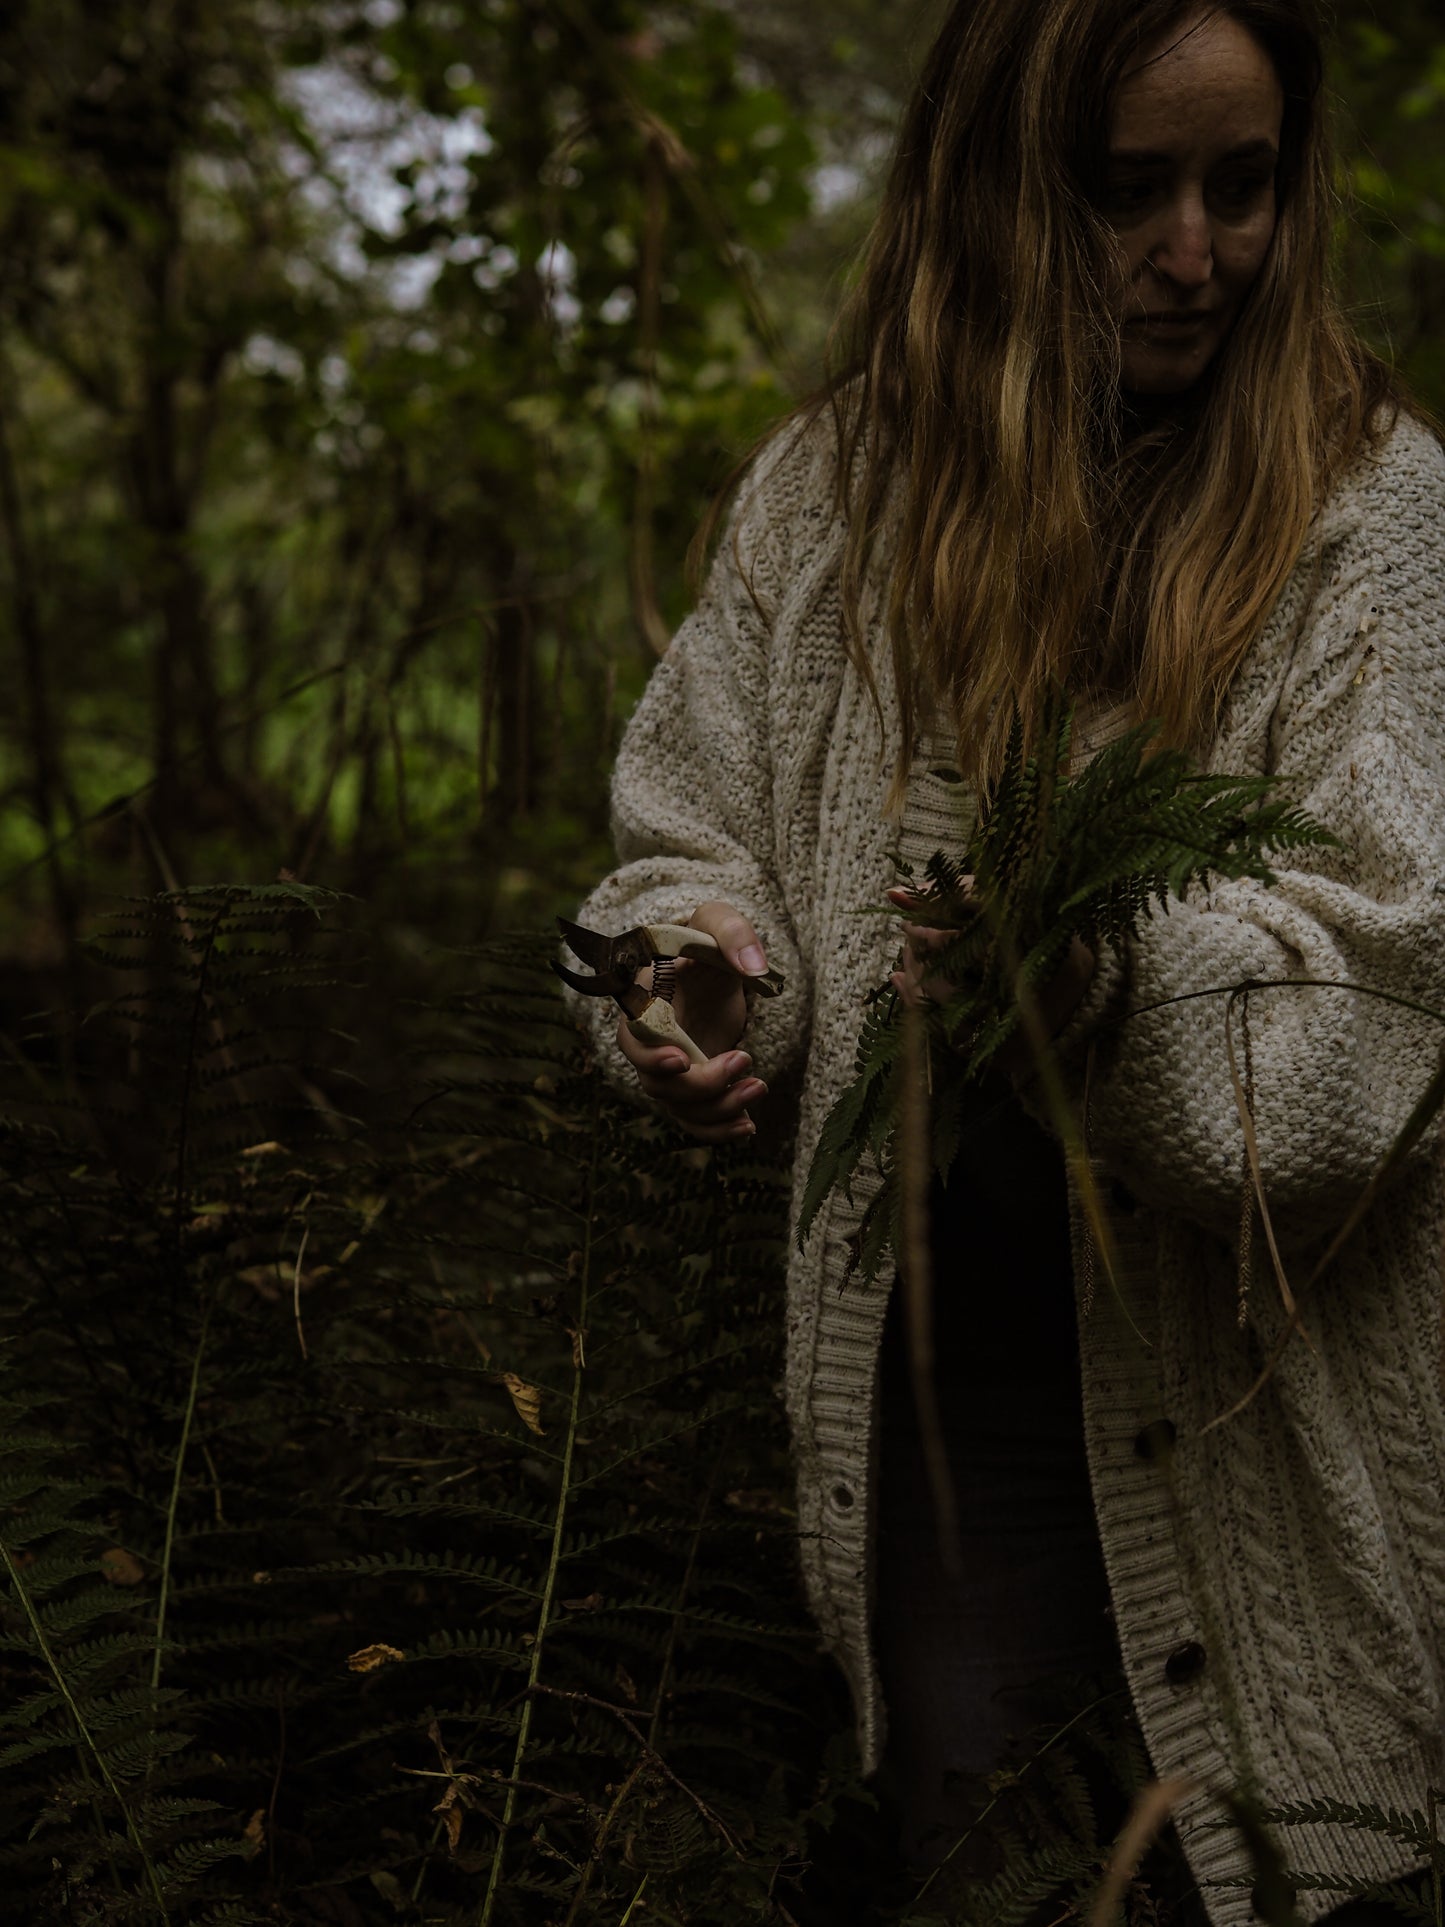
left=651, top=956, right=678, bottom=1004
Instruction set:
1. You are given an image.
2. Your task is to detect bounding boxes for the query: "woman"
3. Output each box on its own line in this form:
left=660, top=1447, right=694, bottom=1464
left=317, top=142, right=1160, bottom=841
left=567, top=1, right=1445, bottom=1917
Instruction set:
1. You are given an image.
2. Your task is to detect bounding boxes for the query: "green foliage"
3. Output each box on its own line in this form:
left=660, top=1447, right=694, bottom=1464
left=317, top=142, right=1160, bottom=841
left=0, top=0, right=818, bottom=950
left=1248, top=1795, right=1442, bottom=1925
left=0, top=885, right=845, bottom=1923
left=798, top=700, right=1337, bottom=1277
left=1, top=0, right=1441, bottom=965
left=2, top=895, right=1438, bottom=1920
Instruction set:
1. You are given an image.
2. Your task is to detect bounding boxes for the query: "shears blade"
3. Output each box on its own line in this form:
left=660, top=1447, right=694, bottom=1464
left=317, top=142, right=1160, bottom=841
left=555, top=915, right=618, bottom=975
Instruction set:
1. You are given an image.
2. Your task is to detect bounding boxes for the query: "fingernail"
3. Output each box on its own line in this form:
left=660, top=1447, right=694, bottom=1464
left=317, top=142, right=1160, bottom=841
left=738, top=944, right=767, bottom=975
left=663, top=1054, right=688, bottom=1073
left=727, top=1052, right=752, bottom=1074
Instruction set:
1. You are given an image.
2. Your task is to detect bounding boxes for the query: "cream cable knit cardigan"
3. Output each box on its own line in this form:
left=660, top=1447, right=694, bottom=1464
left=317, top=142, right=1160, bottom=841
left=569, top=407, right=1445, bottom=1920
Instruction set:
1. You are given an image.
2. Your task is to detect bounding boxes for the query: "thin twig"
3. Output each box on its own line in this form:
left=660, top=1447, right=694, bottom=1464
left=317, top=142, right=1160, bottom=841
left=618, top=1874, right=649, bottom=1924
left=1223, top=988, right=1311, bottom=1347
left=1087, top=1776, right=1197, bottom=1927
left=647, top=1418, right=730, bottom=1750
left=912, top=1685, right=1127, bottom=1904
left=474, top=1083, right=602, bottom=1925
left=528, top=1684, right=747, bottom=1859
left=563, top=1758, right=648, bottom=1926
left=1205, top=1025, right=1445, bottom=1433
left=998, top=915, right=1147, bottom=1355
left=200, top=1442, right=225, bottom=1526
left=266, top=1682, right=286, bottom=1892
left=291, top=1223, right=310, bottom=1363
left=899, top=1003, right=960, bottom=1574
left=152, top=1297, right=214, bottom=1699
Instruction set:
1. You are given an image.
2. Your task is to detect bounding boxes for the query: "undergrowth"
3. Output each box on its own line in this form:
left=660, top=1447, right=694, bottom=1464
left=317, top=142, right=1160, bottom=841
left=0, top=887, right=828, bottom=1923
left=0, top=885, right=1438, bottom=1924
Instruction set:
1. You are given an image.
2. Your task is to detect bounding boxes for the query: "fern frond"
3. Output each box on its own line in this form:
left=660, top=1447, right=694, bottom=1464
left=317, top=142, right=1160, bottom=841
left=801, top=699, right=1336, bottom=1284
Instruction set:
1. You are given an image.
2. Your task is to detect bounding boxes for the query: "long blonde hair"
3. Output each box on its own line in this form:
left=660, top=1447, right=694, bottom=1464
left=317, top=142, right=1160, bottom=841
left=698, top=0, right=1410, bottom=808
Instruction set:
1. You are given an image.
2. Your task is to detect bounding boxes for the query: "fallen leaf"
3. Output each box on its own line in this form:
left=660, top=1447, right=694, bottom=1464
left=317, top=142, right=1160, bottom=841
left=346, top=1642, right=405, bottom=1674
left=724, top=1488, right=795, bottom=1518
left=615, top=1661, right=638, bottom=1703
left=100, top=1547, right=144, bottom=1586
left=501, top=1371, right=545, bottom=1435
left=242, top=1809, right=265, bottom=1856
left=442, top=1803, right=463, bottom=1853
left=369, top=1869, right=405, bottom=1908
left=561, top=1591, right=603, bottom=1613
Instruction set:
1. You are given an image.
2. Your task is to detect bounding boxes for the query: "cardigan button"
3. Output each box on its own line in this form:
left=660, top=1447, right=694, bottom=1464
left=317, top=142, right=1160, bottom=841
left=830, top=1483, right=855, bottom=1512
left=1133, top=1418, right=1177, bottom=1465
left=1164, top=1640, right=1207, bottom=1687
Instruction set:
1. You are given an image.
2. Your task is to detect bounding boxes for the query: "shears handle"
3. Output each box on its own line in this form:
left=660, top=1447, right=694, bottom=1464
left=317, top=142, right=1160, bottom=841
left=625, top=994, right=710, bottom=1069
left=643, top=924, right=785, bottom=997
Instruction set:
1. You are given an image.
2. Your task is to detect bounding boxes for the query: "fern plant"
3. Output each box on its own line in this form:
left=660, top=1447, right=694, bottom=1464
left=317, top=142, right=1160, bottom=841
left=6, top=881, right=1416, bottom=1926
left=0, top=888, right=842, bottom=1924
left=798, top=697, right=1337, bottom=1284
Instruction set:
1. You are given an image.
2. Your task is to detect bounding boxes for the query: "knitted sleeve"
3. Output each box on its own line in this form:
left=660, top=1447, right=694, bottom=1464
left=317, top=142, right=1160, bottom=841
left=1081, top=413, right=1445, bottom=1249
left=561, top=431, right=821, bottom=1101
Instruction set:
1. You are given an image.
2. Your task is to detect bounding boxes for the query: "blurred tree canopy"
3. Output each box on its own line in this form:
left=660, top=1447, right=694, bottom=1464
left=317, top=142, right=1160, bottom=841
left=0, top=0, right=1441, bottom=972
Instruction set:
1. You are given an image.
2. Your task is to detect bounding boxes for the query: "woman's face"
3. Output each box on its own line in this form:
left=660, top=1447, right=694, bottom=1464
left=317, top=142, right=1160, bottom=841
left=1102, top=9, right=1285, bottom=396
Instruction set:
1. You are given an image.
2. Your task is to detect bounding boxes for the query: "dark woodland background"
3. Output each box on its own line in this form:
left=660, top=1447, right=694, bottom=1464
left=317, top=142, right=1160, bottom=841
left=1, top=3, right=1444, bottom=1923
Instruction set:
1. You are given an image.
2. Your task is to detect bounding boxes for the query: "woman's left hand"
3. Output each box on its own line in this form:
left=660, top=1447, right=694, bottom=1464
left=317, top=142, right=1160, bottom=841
left=887, top=883, right=975, bottom=1010
left=887, top=884, right=1097, bottom=1073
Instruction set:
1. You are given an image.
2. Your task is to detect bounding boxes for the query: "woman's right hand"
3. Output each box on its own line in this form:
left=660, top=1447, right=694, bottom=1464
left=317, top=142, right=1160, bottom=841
left=614, top=901, right=771, bottom=1142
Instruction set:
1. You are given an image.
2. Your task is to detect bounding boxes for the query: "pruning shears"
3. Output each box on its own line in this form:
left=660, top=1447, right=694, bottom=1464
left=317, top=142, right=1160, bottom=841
left=553, top=917, right=784, bottom=1067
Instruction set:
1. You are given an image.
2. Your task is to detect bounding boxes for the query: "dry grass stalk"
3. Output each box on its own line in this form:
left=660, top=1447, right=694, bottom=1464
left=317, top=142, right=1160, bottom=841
left=898, top=1002, right=960, bottom=1575
left=1223, top=989, right=1311, bottom=1348
left=1087, top=1776, right=1196, bottom=1927
left=1207, top=1027, right=1445, bottom=1435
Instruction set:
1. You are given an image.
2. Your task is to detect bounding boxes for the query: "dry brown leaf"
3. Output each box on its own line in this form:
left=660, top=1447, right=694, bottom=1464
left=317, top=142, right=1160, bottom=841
left=501, top=1371, right=546, bottom=1435
left=441, top=1803, right=463, bottom=1853
left=1088, top=1776, right=1195, bottom=1927
left=346, top=1642, right=405, bottom=1674
left=242, top=1808, right=266, bottom=1856
left=99, top=1547, right=144, bottom=1587
left=615, top=1661, right=638, bottom=1704
left=561, top=1591, right=603, bottom=1613
left=567, top=1325, right=587, bottom=1370
left=724, top=1487, right=794, bottom=1517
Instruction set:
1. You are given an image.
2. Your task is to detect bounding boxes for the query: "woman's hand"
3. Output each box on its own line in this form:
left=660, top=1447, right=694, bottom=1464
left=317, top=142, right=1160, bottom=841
left=887, top=883, right=975, bottom=1010
left=887, top=884, right=1096, bottom=1076
left=614, top=901, right=772, bottom=1142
